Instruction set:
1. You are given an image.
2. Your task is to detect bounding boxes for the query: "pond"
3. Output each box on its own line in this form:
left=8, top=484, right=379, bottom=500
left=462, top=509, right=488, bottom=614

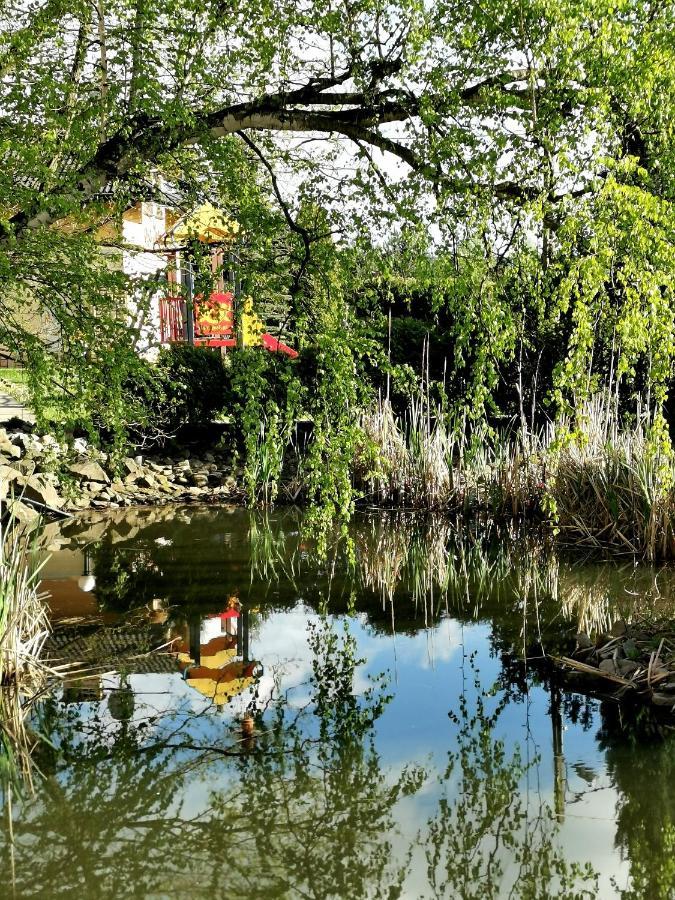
left=2, top=506, right=675, bottom=899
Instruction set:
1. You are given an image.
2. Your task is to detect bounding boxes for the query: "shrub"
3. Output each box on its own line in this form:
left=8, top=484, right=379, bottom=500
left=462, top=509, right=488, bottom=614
left=125, top=345, right=230, bottom=444
left=154, top=344, right=230, bottom=429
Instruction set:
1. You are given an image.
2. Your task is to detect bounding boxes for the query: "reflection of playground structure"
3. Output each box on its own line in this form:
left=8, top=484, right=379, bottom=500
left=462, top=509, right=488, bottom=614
left=47, top=600, right=263, bottom=716
left=170, top=602, right=263, bottom=710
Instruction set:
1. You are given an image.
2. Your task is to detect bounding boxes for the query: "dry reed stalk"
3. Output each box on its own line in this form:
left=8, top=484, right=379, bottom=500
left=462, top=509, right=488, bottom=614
left=0, top=513, right=51, bottom=686
left=358, top=394, right=675, bottom=559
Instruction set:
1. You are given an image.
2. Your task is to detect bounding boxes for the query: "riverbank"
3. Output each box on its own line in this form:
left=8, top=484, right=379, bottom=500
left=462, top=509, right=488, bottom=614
left=549, top=620, right=675, bottom=713
left=1, top=405, right=675, bottom=569
left=0, top=424, right=247, bottom=525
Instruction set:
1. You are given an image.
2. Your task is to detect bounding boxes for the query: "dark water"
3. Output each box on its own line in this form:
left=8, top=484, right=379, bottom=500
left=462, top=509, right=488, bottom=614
left=2, top=506, right=675, bottom=899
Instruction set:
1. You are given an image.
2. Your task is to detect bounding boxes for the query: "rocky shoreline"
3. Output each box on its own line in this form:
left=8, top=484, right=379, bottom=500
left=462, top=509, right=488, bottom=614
left=0, top=425, right=246, bottom=524
left=550, top=619, right=675, bottom=712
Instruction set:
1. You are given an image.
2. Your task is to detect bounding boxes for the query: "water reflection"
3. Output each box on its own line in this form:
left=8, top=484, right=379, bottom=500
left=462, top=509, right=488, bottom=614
left=39, top=506, right=675, bottom=637
left=3, top=615, right=600, bottom=899
left=1, top=507, right=674, bottom=898
left=426, top=672, right=598, bottom=898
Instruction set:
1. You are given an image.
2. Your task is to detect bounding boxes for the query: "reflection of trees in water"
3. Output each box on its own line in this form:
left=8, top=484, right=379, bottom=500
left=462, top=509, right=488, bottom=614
left=0, top=617, right=603, bottom=899
left=31, top=510, right=675, bottom=896
left=203, top=618, right=424, bottom=899
left=596, top=706, right=675, bottom=900
left=0, top=618, right=422, bottom=899
left=426, top=667, right=598, bottom=900
left=71, top=509, right=675, bottom=642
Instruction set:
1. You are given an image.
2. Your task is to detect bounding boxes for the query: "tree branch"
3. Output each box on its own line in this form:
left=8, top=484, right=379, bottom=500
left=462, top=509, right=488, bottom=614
left=4, top=66, right=579, bottom=235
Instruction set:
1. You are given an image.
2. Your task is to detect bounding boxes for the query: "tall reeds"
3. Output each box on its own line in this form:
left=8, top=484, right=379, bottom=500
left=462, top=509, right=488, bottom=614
left=0, top=514, right=50, bottom=686
left=356, top=395, right=675, bottom=560
left=552, top=398, right=675, bottom=560
left=357, top=396, right=548, bottom=515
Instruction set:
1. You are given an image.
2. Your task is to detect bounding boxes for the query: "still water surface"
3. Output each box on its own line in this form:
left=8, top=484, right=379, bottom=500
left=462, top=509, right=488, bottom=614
left=2, top=506, right=675, bottom=899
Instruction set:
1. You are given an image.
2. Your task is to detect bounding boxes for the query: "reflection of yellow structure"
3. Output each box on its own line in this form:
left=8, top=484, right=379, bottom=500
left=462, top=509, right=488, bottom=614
left=168, top=202, right=240, bottom=244
left=185, top=667, right=258, bottom=706
left=173, top=609, right=261, bottom=709
left=177, top=644, right=236, bottom=670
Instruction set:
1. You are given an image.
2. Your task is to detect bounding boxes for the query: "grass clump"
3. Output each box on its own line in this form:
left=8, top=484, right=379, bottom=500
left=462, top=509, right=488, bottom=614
left=0, top=515, right=49, bottom=686
left=552, top=400, right=675, bottom=561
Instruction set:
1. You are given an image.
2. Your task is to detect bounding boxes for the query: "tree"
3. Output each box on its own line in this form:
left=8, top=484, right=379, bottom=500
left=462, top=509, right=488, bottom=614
left=1, top=0, right=674, bottom=443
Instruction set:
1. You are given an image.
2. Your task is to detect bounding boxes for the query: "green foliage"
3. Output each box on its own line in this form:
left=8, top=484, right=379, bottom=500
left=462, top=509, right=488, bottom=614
left=228, top=348, right=302, bottom=504
left=95, top=344, right=229, bottom=452
left=153, top=344, right=229, bottom=431
left=0, top=0, right=674, bottom=522
left=427, top=665, right=598, bottom=899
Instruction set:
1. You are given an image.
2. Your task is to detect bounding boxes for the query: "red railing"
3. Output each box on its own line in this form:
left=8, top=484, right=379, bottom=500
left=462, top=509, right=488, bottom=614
left=159, top=296, right=185, bottom=343
left=195, top=292, right=234, bottom=343
left=159, top=292, right=239, bottom=348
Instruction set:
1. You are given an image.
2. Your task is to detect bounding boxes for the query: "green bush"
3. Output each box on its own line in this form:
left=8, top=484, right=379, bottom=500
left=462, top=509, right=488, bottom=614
left=126, top=345, right=229, bottom=443
left=155, top=344, right=229, bottom=427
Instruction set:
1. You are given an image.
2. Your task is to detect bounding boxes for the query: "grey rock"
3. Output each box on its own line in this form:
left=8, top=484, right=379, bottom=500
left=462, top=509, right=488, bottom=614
left=0, top=437, right=21, bottom=459
left=0, top=463, right=21, bottom=485
left=7, top=431, right=30, bottom=449
left=610, top=619, right=627, bottom=637
left=6, top=498, right=40, bottom=526
left=68, top=460, right=109, bottom=483
left=617, top=659, right=640, bottom=677
left=651, top=692, right=675, bottom=707
left=121, top=457, right=140, bottom=476
left=21, top=474, right=63, bottom=509
left=598, top=659, right=617, bottom=676
left=575, top=633, right=593, bottom=650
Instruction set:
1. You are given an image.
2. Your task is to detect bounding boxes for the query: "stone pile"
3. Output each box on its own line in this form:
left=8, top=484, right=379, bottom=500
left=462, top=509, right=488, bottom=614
left=0, top=426, right=245, bottom=523
left=551, top=619, right=675, bottom=711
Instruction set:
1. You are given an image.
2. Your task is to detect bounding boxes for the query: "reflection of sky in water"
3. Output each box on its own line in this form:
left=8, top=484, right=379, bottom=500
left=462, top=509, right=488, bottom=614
left=47, top=607, right=633, bottom=897
left=15, top=505, right=675, bottom=899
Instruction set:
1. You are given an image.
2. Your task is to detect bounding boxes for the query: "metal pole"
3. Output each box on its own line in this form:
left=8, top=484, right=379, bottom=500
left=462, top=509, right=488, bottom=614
left=236, top=609, right=243, bottom=658
left=242, top=607, right=249, bottom=662
left=181, top=255, right=195, bottom=345
left=189, top=616, right=201, bottom=665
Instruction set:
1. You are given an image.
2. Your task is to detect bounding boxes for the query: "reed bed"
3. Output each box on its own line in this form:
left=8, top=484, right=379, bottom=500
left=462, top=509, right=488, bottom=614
left=357, top=396, right=675, bottom=560
left=552, top=399, right=675, bottom=561
left=0, top=684, right=46, bottom=796
left=0, top=515, right=50, bottom=686
left=358, top=398, right=548, bottom=515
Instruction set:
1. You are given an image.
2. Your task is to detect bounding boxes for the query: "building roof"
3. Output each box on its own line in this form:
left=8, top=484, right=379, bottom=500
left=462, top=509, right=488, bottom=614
left=165, top=202, right=240, bottom=245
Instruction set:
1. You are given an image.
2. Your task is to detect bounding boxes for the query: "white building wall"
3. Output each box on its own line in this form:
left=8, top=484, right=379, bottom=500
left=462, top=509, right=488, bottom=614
left=122, top=203, right=171, bottom=360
